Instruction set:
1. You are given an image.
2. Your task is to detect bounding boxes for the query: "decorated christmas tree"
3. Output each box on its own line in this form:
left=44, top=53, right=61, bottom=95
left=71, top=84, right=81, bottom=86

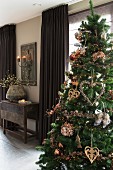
left=37, top=0, right=113, bottom=169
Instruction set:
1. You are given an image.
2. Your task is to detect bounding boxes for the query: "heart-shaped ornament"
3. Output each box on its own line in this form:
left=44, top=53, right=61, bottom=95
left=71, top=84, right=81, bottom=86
left=68, top=88, right=80, bottom=100
left=85, top=146, right=99, bottom=163
left=80, top=81, right=105, bottom=106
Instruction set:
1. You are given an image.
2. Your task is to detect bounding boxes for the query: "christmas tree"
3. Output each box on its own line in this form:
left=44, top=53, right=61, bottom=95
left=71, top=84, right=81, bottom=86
left=37, top=0, right=113, bottom=169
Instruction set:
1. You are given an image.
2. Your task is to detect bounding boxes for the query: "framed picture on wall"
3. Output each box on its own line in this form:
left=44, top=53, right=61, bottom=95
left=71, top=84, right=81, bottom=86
left=21, top=42, right=37, bottom=85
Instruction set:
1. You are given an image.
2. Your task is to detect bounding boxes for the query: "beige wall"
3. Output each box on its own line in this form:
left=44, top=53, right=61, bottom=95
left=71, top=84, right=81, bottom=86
left=16, top=16, right=41, bottom=103
left=16, top=16, right=41, bottom=130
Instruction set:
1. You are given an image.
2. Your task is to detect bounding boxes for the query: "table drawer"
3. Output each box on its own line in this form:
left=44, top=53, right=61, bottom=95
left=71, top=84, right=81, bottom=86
left=1, top=110, right=24, bottom=126
left=1, top=102, right=23, bottom=114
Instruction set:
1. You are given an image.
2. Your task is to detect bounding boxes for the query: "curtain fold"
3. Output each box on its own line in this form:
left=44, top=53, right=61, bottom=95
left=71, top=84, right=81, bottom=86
left=0, top=25, right=16, bottom=101
left=39, top=4, right=69, bottom=144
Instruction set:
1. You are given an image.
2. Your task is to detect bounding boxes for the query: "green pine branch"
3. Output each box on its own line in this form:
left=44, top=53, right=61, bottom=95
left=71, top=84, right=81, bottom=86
left=89, top=0, right=94, bottom=17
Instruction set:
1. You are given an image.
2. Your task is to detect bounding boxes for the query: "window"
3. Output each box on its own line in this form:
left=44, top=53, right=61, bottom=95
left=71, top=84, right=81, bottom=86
left=68, top=2, right=113, bottom=70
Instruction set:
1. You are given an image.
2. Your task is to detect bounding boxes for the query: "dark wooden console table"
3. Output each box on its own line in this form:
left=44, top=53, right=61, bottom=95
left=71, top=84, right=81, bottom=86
left=0, top=100, right=39, bottom=143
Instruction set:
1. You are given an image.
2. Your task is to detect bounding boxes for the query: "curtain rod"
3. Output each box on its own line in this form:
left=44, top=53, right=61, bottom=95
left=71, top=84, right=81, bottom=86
left=0, top=23, right=16, bottom=28
left=42, top=3, right=68, bottom=13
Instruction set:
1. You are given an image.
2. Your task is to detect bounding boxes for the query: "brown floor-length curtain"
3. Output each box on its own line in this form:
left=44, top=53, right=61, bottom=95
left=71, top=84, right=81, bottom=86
left=0, top=25, right=16, bottom=101
left=39, top=5, right=69, bottom=144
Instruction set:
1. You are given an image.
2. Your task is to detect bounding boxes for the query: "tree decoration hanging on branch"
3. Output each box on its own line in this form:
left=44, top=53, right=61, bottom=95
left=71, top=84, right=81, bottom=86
left=85, top=146, right=100, bottom=163
left=70, top=47, right=86, bottom=61
left=61, top=122, right=74, bottom=137
left=108, top=90, right=113, bottom=100
left=92, top=51, right=105, bottom=62
left=84, top=131, right=100, bottom=164
left=75, top=31, right=82, bottom=42
left=76, top=134, right=82, bottom=148
left=68, top=88, right=80, bottom=100
left=79, top=80, right=105, bottom=106
left=94, top=109, right=111, bottom=128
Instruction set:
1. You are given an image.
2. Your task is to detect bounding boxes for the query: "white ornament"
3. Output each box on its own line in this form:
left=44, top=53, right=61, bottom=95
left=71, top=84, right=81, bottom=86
left=94, top=109, right=111, bottom=128
left=95, top=109, right=102, bottom=114
left=94, top=109, right=103, bottom=126
left=103, top=113, right=111, bottom=128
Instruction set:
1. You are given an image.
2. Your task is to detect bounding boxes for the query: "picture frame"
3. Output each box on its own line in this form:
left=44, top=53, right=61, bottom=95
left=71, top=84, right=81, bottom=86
left=21, top=42, right=37, bottom=86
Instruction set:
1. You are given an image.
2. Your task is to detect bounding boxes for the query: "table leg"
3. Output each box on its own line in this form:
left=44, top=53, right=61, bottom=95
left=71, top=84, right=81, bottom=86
left=24, top=115, right=27, bottom=143
left=36, top=119, right=38, bottom=139
left=3, top=119, right=6, bottom=134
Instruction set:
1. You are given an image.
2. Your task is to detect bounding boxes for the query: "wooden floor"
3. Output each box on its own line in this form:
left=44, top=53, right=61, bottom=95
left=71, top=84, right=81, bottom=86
left=0, top=127, right=42, bottom=170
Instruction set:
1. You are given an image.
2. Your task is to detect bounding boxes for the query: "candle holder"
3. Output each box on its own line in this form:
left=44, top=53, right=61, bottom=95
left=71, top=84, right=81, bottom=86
left=17, top=52, right=32, bottom=81
left=17, top=42, right=37, bottom=85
